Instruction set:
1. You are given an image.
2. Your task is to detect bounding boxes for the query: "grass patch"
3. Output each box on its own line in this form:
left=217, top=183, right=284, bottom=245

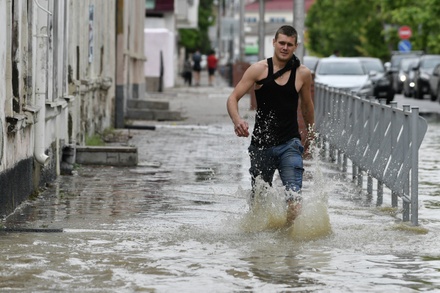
left=85, top=134, right=105, bottom=146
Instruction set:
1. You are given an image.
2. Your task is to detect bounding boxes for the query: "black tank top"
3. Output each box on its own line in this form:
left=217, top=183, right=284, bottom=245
left=251, top=57, right=300, bottom=148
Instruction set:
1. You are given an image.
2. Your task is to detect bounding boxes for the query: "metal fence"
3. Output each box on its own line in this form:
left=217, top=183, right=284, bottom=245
left=314, top=84, right=428, bottom=225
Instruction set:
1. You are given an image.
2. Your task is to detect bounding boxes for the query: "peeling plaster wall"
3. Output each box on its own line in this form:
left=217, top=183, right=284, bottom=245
left=0, top=0, right=122, bottom=217
left=67, top=0, right=116, bottom=144
left=0, top=0, right=7, bottom=169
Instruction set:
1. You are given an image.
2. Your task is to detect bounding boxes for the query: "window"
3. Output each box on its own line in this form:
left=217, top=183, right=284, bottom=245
left=269, top=17, right=285, bottom=23
left=145, top=0, right=156, bottom=9
left=245, top=17, right=257, bottom=23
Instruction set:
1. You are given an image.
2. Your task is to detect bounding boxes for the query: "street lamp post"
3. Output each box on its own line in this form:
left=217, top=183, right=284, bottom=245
left=258, top=0, right=265, bottom=60
left=294, top=0, right=305, bottom=63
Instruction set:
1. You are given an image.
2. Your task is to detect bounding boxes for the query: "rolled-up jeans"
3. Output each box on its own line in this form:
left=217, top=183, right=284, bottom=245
left=248, top=138, right=304, bottom=200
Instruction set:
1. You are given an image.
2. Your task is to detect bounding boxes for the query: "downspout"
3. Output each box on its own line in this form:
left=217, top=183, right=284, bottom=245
left=33, top=0, right=51, bottom=165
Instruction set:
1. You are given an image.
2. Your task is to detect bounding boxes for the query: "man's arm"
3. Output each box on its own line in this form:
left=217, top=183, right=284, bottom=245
left=226, top=63, right=263, bottom=137
left=298, top=65, right=315, bottom=146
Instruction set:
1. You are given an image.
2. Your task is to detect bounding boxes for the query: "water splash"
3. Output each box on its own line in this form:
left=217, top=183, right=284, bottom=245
left=289, top=142, right=333, bottom=240
left=237, top=143, right=333, bottom=241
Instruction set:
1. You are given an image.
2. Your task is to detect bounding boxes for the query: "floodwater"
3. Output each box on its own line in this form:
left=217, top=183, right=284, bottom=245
left=1, top=120, right=440, bottom=292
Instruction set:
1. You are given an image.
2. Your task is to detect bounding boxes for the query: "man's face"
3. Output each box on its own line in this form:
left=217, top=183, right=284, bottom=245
left=273, top=34, right=297, bottom=61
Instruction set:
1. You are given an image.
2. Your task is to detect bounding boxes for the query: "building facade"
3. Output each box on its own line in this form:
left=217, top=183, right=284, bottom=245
left=0, top=0, right=145, bottom=217
left=144, top=0, right=199, bottom=90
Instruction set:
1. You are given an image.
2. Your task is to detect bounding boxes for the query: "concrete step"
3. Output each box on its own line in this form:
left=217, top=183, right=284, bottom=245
left=75, top=146, right=138, bottom=166
left=145, top=92, right=178, bottom=99
left=126, top=109, right=183, bottom=121
left=127, top=99, right=169, bottom=110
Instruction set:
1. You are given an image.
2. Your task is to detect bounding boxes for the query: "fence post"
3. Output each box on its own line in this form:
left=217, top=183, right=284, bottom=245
left=367, top=96, right=375, bottom=197
left=402, top=105, right=411, bottom=222
left=411, top=107, right=420, bottom=226
left=389, top=101, right=399, bottom=208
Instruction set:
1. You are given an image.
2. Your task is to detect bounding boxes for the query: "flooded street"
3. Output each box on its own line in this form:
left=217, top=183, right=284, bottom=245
left=1, top=93, right=440, bottom=292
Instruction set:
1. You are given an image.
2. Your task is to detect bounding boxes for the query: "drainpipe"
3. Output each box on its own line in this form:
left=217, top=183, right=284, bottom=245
left=33, top=0, right=51, bottom=165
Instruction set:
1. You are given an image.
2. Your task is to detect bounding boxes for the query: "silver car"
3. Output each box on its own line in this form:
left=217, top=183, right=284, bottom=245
left=413, top=54, right=440, bottom=100
left=429, top=63, right=440, bottom=101
left=303, top=56, right=320, bottom=74
left=314, top=57, right=374, bottom=97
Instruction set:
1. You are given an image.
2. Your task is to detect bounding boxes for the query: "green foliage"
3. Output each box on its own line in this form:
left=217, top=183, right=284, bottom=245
left=178, top=0, right=216, bottom=54
left=85, top=134, right=105, bottom=146
left=179, top=29, right=200, bottom=51
left=306, top=0, right=440, bottom=59
left=306, top=0, right=382, bottom=57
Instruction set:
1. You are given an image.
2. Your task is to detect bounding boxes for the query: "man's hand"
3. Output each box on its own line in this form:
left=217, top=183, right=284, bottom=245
left=303, top=125, right=317, bottom=159
left=234, top=119, right=250, bottom=137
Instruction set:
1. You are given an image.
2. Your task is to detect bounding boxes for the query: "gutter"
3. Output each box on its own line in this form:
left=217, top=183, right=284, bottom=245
left=33, top=0, right=51, bottom=165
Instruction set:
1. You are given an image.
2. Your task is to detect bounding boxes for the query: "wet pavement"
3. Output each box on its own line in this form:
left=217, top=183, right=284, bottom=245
left=1, top=72, right=440, bottom=292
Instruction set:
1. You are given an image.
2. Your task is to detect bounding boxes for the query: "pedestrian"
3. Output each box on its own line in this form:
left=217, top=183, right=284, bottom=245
left=192, top=49, right=202, bottom=86
left=226, top=25, right=315, bottom=223
left=330, top=49, right=340, bottom=57
left=182, top=56, right=192, bottom=86
left=207, top=50, right=218, bottom=86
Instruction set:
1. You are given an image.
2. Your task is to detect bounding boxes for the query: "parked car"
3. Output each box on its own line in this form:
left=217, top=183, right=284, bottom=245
left=387, top=51, right=423, bottom=94
left=357, top=57, right=394, bottom=103
left=303, top=56, right=320, bottom=74
left=429, top=63, right=440, bottom=101
left=413, top=54, right=440, bottom=100
left=401, top=57, right=420, bottom=97
left=314, top=57, right=374, bottom=97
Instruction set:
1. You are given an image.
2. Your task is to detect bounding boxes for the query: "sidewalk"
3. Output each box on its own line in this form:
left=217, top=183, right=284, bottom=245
left=135, top=70, right=254, bottom=127
left=3, top=71, right=250, bottom=229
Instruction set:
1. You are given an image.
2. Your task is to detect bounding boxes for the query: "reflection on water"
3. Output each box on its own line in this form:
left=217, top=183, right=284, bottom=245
left=1, top=123, right=440, bottom=291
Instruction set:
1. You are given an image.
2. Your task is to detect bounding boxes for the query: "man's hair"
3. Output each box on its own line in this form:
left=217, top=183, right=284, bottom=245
left=274, top=25, right=298, bottom=44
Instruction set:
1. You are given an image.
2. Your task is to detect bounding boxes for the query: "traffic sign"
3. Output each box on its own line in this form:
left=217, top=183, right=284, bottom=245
left=398, top=40, right=412, bottom=52
left=399, top=26, right=412, bottom=39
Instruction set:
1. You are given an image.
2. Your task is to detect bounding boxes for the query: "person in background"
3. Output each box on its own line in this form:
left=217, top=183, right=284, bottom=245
left=330, top=49, right=340, bottom=57
left=182, top=56, right=192, bottom=86
left=226, top=25, right=315, bottom=223
left=192, top=49, right=202, bottom=86
left=207, top=50, right=218, bottom=86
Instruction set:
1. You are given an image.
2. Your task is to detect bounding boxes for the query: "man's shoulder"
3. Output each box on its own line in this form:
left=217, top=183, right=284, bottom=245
left=249, top=60, right=268, bottom=74
left=297, top=64, right=312, bottom=77
left=243, top=59, right=268, bottom=82
left=250, top=59, right=268, bottom=70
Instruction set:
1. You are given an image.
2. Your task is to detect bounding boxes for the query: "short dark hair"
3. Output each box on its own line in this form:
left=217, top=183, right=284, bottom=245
left=274, top=25, right=298, bottom=44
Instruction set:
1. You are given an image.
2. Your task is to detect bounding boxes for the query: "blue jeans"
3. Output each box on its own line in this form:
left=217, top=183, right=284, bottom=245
left=248, top=138, right=304, bottom=198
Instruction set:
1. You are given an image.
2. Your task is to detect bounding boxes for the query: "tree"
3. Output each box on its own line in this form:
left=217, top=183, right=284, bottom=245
left=305, top=0, right=440, bottom=59
left=380, top=0, right=440, bottom=54
left=178, top=0, right=216, bottom=55
left=306, top=0, right=385, bottom=58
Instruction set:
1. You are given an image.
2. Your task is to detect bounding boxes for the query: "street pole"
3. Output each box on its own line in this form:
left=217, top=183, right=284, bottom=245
left=293, top=0, right=305, bottom=63
left=258, top=0, right=265, bottom=60
left=239, top=0, right=245, bottom=62
left=218, top=0, right=223, bottom=60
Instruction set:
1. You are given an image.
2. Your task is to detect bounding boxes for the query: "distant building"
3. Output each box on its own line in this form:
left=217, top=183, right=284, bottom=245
left=145, top=0, right=199, bottom=90
left=244, top=0, right=315, bottom=59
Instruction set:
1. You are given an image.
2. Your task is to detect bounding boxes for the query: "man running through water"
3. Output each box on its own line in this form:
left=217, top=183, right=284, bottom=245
left=226, top=25, right=315, bottom=222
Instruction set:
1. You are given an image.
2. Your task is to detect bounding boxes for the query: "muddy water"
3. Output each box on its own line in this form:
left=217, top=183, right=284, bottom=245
left=1, top=122, right=440, bottom=292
